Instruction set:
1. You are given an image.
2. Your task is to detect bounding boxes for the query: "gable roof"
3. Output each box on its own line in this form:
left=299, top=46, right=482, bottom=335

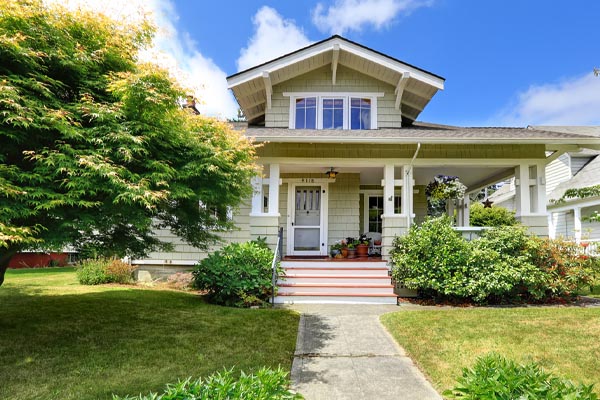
left=227, top=35, right=445, bottom=125
left=549, top=153, right=600, bottom=202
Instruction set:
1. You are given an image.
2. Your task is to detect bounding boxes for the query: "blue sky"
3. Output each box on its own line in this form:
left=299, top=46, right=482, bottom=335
left=61, top=0, right=600, bottom=126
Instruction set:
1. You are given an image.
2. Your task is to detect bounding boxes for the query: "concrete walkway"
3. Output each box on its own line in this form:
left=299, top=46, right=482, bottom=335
left=285, top=304, right=442, bottom=400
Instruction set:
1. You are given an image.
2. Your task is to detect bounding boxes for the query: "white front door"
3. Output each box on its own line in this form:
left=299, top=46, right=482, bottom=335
left=288, top=183, right=328, bottom=256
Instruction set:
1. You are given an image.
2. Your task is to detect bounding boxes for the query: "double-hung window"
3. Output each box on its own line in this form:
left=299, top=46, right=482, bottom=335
left=287, top=92, right=381, bottom=130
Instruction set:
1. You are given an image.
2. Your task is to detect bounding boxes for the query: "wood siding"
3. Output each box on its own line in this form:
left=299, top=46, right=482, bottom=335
left=546, top=154, right=571, bottom=196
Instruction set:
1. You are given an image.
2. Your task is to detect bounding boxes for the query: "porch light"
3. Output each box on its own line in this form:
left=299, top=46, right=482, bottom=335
left=325, top=167, right=338, bottom=179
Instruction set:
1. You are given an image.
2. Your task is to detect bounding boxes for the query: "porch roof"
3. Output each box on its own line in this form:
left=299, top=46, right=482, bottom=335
left=243, top=122, right=600, bottom=149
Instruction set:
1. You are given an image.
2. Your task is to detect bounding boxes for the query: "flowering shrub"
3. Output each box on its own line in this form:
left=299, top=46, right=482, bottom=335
left=390, top=217, right=600, bottom=303
left=77, top=258, right=137, bottom=285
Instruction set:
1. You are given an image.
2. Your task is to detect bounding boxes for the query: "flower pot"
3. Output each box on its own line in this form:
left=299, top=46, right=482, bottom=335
left=341, top=248, right=348, bottom=258
left=356, top=244, right=369, bottom=257
left=374, top=240, right=381, bottom=246
left=330, top=249, right=341, bottom=258
left=347, top=249, right=357, bottom=259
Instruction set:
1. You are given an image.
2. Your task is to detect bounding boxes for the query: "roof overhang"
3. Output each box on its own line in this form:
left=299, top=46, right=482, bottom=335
left=227, top=35, right=445, bottom=124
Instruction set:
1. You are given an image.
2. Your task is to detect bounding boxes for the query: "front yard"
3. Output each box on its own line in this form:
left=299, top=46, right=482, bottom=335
left=381, top=307, right=600, bottom=394
left=0, top=268, right=299, bottom=400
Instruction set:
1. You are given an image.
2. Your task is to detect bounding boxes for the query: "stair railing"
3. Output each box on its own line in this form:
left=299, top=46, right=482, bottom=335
left=271, top=227, right=284, bottom=305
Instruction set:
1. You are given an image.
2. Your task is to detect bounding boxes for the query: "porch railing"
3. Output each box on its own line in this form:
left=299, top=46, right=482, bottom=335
left=271, top=227, right=284, bottom=305
left=453, top=226, right=490, bottom=241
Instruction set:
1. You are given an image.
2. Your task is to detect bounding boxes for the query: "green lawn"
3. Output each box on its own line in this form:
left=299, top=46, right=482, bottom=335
left=0, top=268, right=299, bottom=400
left=381, top=307, right=600, bottom=394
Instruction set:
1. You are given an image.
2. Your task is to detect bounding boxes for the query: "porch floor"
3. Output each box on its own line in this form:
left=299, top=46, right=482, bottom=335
left=282, top=256, right=383, bottom=262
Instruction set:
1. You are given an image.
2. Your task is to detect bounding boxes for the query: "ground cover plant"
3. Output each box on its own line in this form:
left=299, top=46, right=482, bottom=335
left=381, top=307, right=600, bottom=395
left=114, top=367, right=302, bottom=400
left=444, top=353, right=597, bottom=400
left=192, top=240, right=276, bottom=307
left=0, top=268, right=299, bottom=400
left=391, top=217, right=599, bottom=303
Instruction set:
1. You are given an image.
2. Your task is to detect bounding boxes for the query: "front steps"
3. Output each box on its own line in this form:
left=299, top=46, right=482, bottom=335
left=274, top=260, right=397, bottom=304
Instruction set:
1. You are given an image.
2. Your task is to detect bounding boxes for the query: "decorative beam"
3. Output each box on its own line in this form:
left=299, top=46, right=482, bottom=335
left=331, top=44, right=340, bottom=85
left=466, top=168, right=515, bottom=195
left=394, top=72, right=410, bottom=110
left=262, top=71, right=272, bottom=110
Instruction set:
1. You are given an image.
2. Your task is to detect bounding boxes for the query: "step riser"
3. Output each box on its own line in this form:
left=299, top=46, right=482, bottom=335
left=281, top=261, right=388, bottom=269
left=282, top=268, right=389, bottom=276
left=278, top=286, right=394, bottom=294
left=273, top=295, right=397, bottom=305
left=279, top=277, right=391, bottom=284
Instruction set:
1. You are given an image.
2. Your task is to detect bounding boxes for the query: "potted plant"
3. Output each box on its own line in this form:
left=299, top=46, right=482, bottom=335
left=425, top=174, right=467, bottom=218
left=340, top=239, right=348, bottom=258
left=330, top=241, right=344, bottom=258
left=356, top=233, right=370, bottom=257
left=346, top=237, right=359, bottom=259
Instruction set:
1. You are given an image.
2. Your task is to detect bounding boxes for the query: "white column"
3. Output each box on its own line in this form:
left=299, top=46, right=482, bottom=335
left=402, top=165, right=413, bottom=218
left=574, top=207, right=582, bottom=243
left=515, top=164, right=531, bottom=216
left=383, top=164, right=395, bottom=216
left=548, top=213, right=556, bottom=239
left=250, top=176, right=263, bottom=215
left=268, top=163, right=280, bottom=215
left=534, top=162, right=547, bottom=214
left=463, top=196, right=470, bottom=227
left=456, top=199, right=464, bottom=227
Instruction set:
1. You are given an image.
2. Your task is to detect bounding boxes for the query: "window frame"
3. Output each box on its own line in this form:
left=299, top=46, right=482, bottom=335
left=285, top=92, right=383, bottom=130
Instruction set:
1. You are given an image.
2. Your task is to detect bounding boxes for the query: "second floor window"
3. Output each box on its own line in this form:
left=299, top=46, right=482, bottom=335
left=287, top=92, right=382, bottom=130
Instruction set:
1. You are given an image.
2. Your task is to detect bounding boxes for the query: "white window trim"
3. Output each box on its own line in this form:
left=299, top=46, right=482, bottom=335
left=284, top=92, right=384, bottom=130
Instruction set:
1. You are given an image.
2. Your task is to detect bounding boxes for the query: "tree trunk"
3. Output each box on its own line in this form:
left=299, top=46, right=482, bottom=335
left=0, top=248, right=17, bottom=286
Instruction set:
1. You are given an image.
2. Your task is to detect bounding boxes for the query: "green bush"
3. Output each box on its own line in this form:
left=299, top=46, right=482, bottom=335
left=469, top=203, right=518, bottom=227
left=390, top=216, right=472, bottom=298
left=113, top=367, right=303, bottom=400
left=390, top=218, right=599, bottom=303
left=77, top=258, right=137, bottom=285
left=192, top=241, right=276, bottom=307
left=77, top=259, right=110, bottom=285
left=444, top=353, right=597, bottom=400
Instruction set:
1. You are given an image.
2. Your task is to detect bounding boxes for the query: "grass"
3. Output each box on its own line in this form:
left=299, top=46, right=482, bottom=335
left=381, top=307, right=600, bottom=394
left=0, top=267, right=299, bottom=400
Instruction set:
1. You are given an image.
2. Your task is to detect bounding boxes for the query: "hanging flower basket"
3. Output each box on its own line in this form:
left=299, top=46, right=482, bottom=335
left=425, top=175, right=467, bottom=202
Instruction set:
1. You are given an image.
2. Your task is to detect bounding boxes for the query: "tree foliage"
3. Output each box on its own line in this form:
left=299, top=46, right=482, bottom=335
left=0, top=0, right=257, bottom=284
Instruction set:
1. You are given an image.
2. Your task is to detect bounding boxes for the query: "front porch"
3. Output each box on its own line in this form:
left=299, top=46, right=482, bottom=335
left=249, top=158, right=549, bottom=261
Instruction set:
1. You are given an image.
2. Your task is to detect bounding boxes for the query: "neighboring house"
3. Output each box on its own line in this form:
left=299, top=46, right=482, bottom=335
left=134, top=36, right=600, bottom=302
left=489, top=126, right=600, bottom=243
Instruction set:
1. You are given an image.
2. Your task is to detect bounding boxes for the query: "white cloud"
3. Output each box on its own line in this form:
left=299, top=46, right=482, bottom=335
left=312, top=0, right=433, bottom=35
left=237, top=6, right=311, bottom=72
left=499, top=73, right=600, bottom=126
left=44, top=0, right=238, bottom=119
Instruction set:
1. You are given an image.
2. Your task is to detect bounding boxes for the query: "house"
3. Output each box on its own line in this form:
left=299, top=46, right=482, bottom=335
left=134, top=36, right=600, bottom=303
left=489, top=126, right=600, bottom=244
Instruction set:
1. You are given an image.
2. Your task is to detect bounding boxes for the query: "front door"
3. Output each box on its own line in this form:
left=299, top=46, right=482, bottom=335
left=288, top=183, right=327, bottom=256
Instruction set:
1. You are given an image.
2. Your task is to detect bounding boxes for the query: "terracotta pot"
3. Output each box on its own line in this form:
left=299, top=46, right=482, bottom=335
left=341, top=248, right=348, bottom=258
left=356, top=244, right=369, bottom=257
left=347, top=249, right=357, bottom=259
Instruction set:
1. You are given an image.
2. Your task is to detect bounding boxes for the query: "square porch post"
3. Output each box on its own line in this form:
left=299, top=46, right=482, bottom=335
left=573, top=206, right=582, bottom=243
left=381, top=164, right=411, bottom=259
left=515, top=163, right=548, bottom=236
left=249, top=164, right=281, bottom=250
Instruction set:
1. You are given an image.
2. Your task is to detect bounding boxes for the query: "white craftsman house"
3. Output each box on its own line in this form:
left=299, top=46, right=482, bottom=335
left=135, top=36, right=600, bottom=303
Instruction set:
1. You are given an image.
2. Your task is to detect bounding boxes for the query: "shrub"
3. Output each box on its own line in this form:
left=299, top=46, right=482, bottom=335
left=192, top=241, right=276, bottom=307
left=77, top=259, right=111, bottom=285
left=113, top=367, right=303, bottom=400
left=469, top=203, right=518, bottom=227
left=77, top=258, right=136, bottom=285
left=390, top=216, right=472, bottom=298
left=467, top=226, right=547, bottom=302
left=444, top=353, right=597, bottom=400
left=528, top=237, right=599, bottom=298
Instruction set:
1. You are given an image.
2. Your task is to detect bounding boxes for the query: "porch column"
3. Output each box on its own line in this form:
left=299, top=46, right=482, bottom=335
left=574, top=207, right=582, bottom=243
left=250, top=175, right=263, bottom=215
left=381, top=164, right=409, bottom=259
left=515, top=164, right=548, bottom=237
left=402, top=165, right=414, bottom=220
left=457, top=196, right=470, bottom=227
left=383, top=164, right=395, bottom=216
left=267, top=163, right=280, bottom=215
left=548, top=213, right=556, bottom=239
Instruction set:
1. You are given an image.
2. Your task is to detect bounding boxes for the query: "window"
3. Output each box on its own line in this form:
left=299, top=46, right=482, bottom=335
left=366, top=195, right=402, bottom=233
left=322, top=98, right=344, bottom=129
left=350, top=98, right=371, bottom=130
left=294, top=97, right=316, bottom=129
left=286, top=92, right=382, bottom=130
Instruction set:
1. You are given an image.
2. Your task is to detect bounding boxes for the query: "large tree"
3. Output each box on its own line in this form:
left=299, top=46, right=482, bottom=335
left=0, top=1, right=257, bottom=285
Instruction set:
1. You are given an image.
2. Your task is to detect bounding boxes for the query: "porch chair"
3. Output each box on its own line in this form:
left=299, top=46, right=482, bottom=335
left=367, top=232, right=382, bottom=256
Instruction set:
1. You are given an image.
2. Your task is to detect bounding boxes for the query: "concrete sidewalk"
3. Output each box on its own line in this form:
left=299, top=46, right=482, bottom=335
left=286, top=304, right=442, bottom=400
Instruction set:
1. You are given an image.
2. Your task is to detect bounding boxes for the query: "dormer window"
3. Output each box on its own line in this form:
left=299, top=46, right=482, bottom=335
left=285, top=92, right=383, bottom=130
